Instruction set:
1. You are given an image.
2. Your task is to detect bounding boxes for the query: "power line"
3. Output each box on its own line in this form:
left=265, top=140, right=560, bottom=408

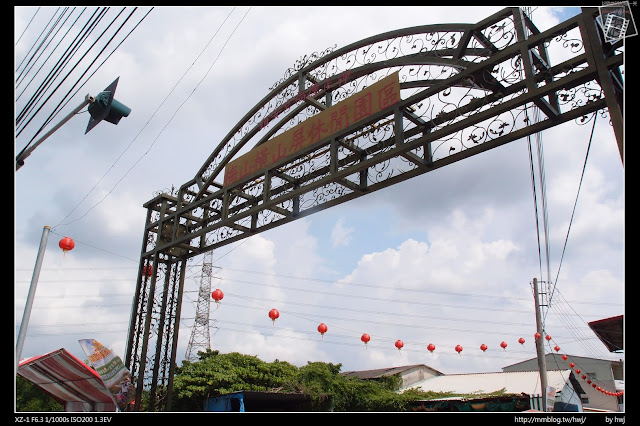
left=53, top=7, right=251, bottom=231
left=15, top=6, right=41, bottom=48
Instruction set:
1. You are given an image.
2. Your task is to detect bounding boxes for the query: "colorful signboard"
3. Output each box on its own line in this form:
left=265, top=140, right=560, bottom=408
left=223, top=71, right=401, bottom=187
left=78, top=339, right=135, bottom=411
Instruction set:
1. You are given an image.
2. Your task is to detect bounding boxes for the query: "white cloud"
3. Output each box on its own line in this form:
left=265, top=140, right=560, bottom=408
left=330, top=218, right=354, bottom=248
left=15, top=6, right=623, bottom=379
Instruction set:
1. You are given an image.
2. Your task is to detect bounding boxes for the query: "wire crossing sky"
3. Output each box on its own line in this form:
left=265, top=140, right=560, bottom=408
left=14, top=6, right=623, bottom=378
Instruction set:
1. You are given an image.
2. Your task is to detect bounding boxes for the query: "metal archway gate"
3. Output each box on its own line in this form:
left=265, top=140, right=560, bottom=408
left=124, top=7, right=623, bottom=411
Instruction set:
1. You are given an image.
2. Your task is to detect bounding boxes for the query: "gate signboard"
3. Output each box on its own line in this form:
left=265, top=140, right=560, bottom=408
left=223, top=72, right=400, bottom=187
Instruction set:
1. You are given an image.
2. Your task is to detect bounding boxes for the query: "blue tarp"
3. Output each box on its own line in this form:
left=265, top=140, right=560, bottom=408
left=203, top=392, right=245, bottom=412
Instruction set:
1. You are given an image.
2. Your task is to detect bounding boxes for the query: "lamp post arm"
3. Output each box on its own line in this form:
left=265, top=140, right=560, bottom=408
left=16, top=94, right=95, bottom=171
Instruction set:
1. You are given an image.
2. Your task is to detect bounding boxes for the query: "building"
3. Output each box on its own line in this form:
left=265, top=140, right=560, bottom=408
left=401, top=369, right=583, bottom=411
left=502, top=353, right=623, bottom=412
left=341, top=364, right=443, bottom=389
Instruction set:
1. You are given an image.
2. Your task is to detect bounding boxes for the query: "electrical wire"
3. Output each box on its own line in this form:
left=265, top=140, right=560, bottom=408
left=15, top=6, right=40, bottom=48
left=16, top=7, right=82, bottom=102
left=548, top=113, right=598, bottom=308
left=16, top=7, right=116, bottom=142
left=16, top=7, right=108, bottom=137
left=53, top=7, right=251, bottom=230
left=20, top=7, right=140, bottom=160
left=15, top=7, right=58, bottom=74
left=15, top=7, right=70, bottom=86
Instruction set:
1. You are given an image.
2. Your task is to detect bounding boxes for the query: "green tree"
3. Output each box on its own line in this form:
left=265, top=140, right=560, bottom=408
left=171, top=350, right=432, bottom=412
left=171, top=349, right=300, bottom=411
left=15, top=375, right=63, bottom=412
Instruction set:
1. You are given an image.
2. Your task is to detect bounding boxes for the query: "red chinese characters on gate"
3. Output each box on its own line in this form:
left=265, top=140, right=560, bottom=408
left=223, top=72, right=400, bottom=187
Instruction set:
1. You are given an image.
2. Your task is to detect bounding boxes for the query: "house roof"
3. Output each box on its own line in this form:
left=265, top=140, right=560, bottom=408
left=341, top=364, right=443, bottom=380
left=18, top=348, right=116, bottom=410
left=502, top=353, right=622, bottom=371
left=403, top=369, right=574, bottom=396
left=588, top=315, right=623, bottom=352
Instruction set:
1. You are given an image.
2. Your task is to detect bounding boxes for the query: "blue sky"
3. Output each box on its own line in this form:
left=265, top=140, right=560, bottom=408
left=15, top=6, right=623, bottom=382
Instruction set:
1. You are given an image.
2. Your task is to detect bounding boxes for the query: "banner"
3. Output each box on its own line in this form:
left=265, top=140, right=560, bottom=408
left=78, top=339, right=135, bottom=411
left=545, top=386, right=556, bottom=412
left=223, top=71, right=401, bottom=187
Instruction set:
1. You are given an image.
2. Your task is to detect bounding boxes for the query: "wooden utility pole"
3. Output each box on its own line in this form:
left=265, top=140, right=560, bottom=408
left=533, top=278, right=549, bottom=411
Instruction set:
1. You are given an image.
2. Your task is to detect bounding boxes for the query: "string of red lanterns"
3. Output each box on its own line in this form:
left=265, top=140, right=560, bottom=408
left=207, top=289, right=622, bottom=397
left=49, top=239, right=623, bottom=399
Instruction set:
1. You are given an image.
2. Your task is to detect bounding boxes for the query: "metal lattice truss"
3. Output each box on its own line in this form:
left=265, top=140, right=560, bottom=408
left=125, top=7, right=623, bottom=411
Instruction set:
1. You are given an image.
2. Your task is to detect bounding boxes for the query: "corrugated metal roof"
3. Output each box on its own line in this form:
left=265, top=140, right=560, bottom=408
left=341, top=364, right=443, bottom=380
left=403, top=369, right=573, bottom=396
left=18, top=348, right=116, bottom=411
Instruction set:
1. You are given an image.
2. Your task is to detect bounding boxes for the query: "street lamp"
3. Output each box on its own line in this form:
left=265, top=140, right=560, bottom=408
left=15, top=77, right=131, bottom=171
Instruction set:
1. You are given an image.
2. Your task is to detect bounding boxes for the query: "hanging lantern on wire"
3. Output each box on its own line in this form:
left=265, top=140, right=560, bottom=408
left=455, top=345, right=463, bottom=356
left=427, top=343, right=436, bottom=354
left=317, top=323, right=328, bottom=339
left=500, top=341, right=508, bottom=350
left=268, top=308, right=279, bottom=325
left=211, top=289, right=224, bottom=307
left=361, top=333, right=371, bottom=349
left=518, top=337, right=525, bottom=345
left=554, top=345, right=561, bottom=352
left=395, top=340, right=404, bottom=350
left=534, top=332, right=541, bottom=340
left=59, top=236, right=75, bottom=256
left=545, top=334, right=552, bottom=341
left=562, top=354, right=568, bottom=361
left=480, top=344, right=488, bottom=352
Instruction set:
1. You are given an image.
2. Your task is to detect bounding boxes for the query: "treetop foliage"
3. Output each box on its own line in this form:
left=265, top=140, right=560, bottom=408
left=171, top=349, right=435, bottom=411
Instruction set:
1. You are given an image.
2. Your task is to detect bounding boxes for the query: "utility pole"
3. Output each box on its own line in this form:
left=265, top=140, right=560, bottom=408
left=533, top=277, right=549, bottom=411
left=16, top=226, right=50, bottom=371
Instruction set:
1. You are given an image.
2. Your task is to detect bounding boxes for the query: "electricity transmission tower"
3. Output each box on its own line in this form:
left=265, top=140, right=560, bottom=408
left=184, top=250, right=215, bottom=362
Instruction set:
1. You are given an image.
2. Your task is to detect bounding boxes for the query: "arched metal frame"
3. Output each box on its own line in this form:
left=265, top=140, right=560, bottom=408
left=124, top=7, right=623, bottom=411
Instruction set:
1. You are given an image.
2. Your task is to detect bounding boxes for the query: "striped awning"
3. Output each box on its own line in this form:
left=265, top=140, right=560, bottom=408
left=18, top=348, right=116, bottom=412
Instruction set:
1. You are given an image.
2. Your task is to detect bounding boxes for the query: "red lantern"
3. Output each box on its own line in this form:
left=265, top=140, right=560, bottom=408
left=575, top=369, right=580, bottom=375
left=554, top=345, right=560, bottom=352
left=211, top=289, right=224, bottom=307
left=317, top=323, right=328, bottom=338
left=427, top=343, right=436, bottom=354
left=545, top=334, right=552, bottom=341
left=268, top=308, right=279, bottom=325
left=395, top=340, right=404, bottom=350
left=361, top=333, right=371, bottom=348
left=587, top=379, right=592, bottom=384
left=562, top=354, right=568, bottom=361
left=480, top=344, right=488, bottom=352
left=534, top=332, right=541, bottom=340
left=59, top=237, right=75, bottom=256
left=581, top=375, right=587, bottom=380
left=142, top=264, right=153, bottom=278
left=569, top=362, right=575, bottom=368
left=455, top=345, right=463, bottom=356
left=500, top=341, right=507, bottom=350
left=518, top=337, right=525, bottom=345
